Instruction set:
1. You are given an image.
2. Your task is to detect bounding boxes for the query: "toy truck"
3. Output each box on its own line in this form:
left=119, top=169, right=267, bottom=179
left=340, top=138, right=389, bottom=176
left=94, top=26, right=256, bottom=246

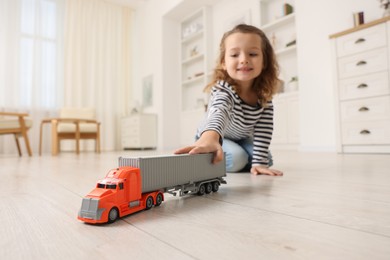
left=78, top=153, right=226, bottom=224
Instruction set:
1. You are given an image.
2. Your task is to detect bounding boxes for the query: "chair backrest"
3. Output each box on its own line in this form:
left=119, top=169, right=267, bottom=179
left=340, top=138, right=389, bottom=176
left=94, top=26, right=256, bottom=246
left=59, top=108, right=96, bottom=120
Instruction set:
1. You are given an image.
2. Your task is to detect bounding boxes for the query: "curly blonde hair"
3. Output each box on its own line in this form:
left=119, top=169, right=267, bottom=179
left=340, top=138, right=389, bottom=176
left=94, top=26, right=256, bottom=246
left=205, top=24, right=279, bottom=107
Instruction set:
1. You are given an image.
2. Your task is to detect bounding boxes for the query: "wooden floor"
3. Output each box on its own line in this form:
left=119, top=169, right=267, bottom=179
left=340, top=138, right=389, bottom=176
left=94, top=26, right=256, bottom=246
left=1, top=150, right=389, bottom=260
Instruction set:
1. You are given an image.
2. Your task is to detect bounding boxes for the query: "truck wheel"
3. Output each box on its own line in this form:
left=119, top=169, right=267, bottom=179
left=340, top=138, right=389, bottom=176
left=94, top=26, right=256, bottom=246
left=155, top=193, right=163, bottom=206
left=145, top=196, right=154, bottom=210
left=108, top=207, right=119, bottom=223
left=197, top=184, right=206, bottom=196
left=212, top=182, right=219, bottom=192
left=205, top=183, right=212, bottom=194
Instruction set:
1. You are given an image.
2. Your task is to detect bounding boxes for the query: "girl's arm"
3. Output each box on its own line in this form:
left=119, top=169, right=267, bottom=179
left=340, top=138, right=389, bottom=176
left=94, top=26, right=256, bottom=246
left=251, top=102, right=283, bottom=176
left=175, top=88, right=232, bottom=164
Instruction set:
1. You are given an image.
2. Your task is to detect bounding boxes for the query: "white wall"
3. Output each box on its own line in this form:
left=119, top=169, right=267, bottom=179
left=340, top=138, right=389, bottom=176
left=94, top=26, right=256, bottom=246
left=132, top=0, right=181, bottom=150
left=133, top=0, right=384, bottom=151
left=211, top=0, right=261, bottom=58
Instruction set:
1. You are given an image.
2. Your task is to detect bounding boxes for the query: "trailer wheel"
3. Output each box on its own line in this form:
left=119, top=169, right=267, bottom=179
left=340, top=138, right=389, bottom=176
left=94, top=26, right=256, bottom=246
left=197, top=184, right=206, bottom=196
left=145, top=196, right=154, bottom=210
left=212, top=181, right=219, bottom=192
left=108, top=207, right=119, bottom=223
left=155, top=193, right=163, bottom=207
left=205, top=183, right=212, bottom=194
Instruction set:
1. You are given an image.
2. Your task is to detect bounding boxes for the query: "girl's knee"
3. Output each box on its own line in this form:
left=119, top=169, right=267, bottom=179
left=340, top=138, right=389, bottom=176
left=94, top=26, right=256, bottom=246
left=225, top=149, right=249, bottom=172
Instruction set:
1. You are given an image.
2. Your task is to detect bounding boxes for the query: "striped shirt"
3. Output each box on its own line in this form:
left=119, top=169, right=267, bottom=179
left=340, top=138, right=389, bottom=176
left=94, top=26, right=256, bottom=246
left=196, top=80, right=273, bottom=167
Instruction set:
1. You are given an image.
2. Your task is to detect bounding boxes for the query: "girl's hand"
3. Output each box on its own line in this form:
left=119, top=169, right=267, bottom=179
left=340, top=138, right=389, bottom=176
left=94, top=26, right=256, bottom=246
left=174, top=130, right=223, bottom=164
left=250, top=166, right=283, bottom=176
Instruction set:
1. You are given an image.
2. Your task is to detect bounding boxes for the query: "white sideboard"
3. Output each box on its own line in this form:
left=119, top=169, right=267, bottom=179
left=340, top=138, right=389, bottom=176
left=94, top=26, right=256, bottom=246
left=121, top=114, right=157, bottom=150
left=330, top=17, right=390, bottom=153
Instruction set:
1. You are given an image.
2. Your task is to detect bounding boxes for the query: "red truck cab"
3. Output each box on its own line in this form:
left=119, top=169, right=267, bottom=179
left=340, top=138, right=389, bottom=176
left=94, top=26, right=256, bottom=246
left=78, top=167, right=164, bottom=224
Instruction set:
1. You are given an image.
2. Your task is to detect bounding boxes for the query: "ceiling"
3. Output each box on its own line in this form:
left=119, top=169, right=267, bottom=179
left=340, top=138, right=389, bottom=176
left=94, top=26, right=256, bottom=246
left=105, top=0, right=147, bottom=8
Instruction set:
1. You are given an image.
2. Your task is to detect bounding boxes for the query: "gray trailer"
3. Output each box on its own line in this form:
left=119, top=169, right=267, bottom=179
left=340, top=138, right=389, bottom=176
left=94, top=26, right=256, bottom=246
left=119, top=153, right=226, bottom=196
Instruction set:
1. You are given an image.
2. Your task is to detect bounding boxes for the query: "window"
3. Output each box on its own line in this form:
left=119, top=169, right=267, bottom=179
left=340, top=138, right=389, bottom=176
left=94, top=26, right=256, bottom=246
left=97, top=183, right=118, bottom=190
left=106, top=184, right=117, bottom=189
left=7, top=0, right=63, bottom=109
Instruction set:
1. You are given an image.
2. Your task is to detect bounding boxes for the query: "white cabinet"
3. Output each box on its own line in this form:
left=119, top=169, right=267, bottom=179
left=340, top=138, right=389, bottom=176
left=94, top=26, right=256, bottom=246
left=330, top=17, right=390, bottom=153
left=179, top=7, right=211, bottom=145
left=121, top=114, right=157, bottom=149
left=271, top=92, right=300, bottom=149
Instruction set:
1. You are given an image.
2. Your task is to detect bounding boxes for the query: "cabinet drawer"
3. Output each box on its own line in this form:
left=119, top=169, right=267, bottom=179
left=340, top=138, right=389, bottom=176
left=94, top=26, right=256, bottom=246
left=338, top=47, right=388, bottom=79
left=122, top=137, right=141, bottom=147
left=339, top=71, right=390, bottom=100
left=122, top=126, right=140, bottom=136
left=341, top=120, right=390, bottom=144
left=340, top=96, right=390, bottom=122
left=122, top=117, right=140, bottom=127
left=336, top=23, right=387, bottom=57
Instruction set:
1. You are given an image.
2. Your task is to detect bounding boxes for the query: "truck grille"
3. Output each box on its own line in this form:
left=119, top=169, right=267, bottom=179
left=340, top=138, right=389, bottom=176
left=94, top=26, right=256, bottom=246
left=79, top=198, right=101, bottom=220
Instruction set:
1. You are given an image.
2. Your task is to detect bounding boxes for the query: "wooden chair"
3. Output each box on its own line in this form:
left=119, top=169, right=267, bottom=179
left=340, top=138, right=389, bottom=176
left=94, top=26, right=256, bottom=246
left=39, top=108, right=101, bottom=155
left=0, top=112, right=33, bottom=156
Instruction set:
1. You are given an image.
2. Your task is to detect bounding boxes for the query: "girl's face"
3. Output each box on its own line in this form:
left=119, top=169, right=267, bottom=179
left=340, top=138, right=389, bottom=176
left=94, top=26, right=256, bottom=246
left=222, top=32, right=263, bottom=88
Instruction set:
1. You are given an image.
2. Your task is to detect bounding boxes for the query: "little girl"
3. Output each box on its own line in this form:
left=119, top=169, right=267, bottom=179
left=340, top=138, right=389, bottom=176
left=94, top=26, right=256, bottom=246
left=175, top=24, right=283, bottom=176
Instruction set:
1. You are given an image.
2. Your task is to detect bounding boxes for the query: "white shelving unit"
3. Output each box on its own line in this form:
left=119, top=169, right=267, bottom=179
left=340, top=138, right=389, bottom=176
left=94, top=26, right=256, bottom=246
left=179, top=6, right=212, bottom=145
left=180, top=7, right=211, bottom=111
left=260, top=0, right=300, bottom=148
left=260, top=0, right=298, bottom=92
left=261, top=12, right=295, bottom=31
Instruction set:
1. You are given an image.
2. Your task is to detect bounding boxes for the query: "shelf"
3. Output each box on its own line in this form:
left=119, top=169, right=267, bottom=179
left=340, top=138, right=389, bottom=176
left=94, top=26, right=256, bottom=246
left=275, top=44, right=297, bottom=56
left=261, top=13, right=295, bottom=32
left=182, top=74, right=205, bottom=86
left=181, top=30, right=203, bottom=44
left=275, top=91, right=299, bottom=98
left=182, top=53, right=204, bottom=65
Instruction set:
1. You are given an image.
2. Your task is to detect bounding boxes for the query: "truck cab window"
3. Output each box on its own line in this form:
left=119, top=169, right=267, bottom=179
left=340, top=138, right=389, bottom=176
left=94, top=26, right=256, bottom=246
left=119, top=183, right=124, bottom=190
left=106, top=184, right=117, bottom=189
left=97, top=183, right=105, bottom=188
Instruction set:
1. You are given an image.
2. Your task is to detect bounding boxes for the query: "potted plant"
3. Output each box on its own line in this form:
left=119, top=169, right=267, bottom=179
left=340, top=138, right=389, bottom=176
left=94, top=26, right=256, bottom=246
left=379, top=0, right=390, bottom=17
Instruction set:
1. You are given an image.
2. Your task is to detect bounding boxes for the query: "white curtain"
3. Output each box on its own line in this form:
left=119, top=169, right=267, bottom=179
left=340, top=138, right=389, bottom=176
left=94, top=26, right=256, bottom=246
left=0, top=0, right=133, bottom=155
left=64, top=0, right=133, bottom=151
left=0, top=0, right=64, bottom=155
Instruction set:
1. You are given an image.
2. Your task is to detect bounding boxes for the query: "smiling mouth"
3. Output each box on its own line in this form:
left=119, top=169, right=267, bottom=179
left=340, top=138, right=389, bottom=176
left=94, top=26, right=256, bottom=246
left=237, top=67, right=253, bottom=72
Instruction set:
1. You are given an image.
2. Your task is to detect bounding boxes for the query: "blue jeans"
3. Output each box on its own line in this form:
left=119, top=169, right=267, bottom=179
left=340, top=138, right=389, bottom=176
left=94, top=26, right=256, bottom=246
left=222, top=138, right=273, bottom=172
